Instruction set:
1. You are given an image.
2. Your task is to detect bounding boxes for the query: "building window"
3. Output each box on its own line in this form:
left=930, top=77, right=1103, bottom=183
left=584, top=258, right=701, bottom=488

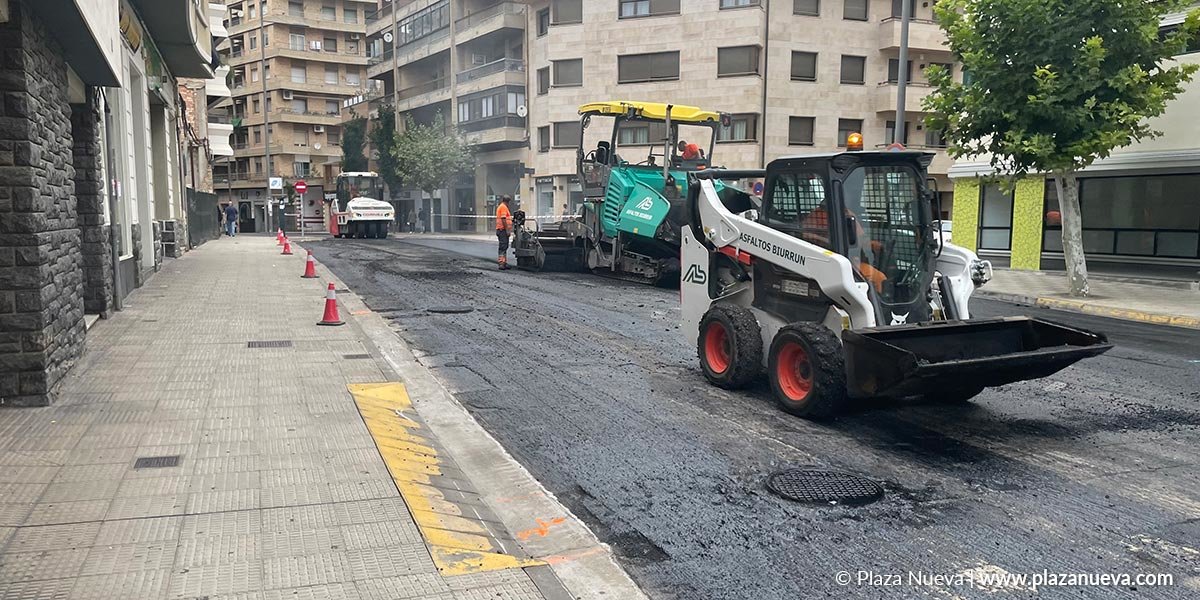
left=887, top=59, right=913, bottom=83
left=791, top=51, right=817, bottom=81
left=616, top=121, right=668, bottom=146
left=252, top=97, right=261, bottom=113
left=891, top=0, right=916, bottom=17
left=344, top=7, right=358, bottom=23
left=843, top=0, right=867, bottom=21
left=326, top=100, right=339, bottom=114
left=924, top=128, right=947, bottom=148
left=320, top=4, right=336, bottom=20
left=325, top=66, right=338, bottom=85
left=291, top=66, right=306, bottom=83
left=346, top=72, right=360, bottom=86
left=396, top=0, right=449, bottom=47
left=324, top=37, right=338, bottom=52
left=789, top=117, right=815, bottom=145
left=717, top=46, right=761, bottom=77
left=538, top=126, right=551, bottom=152
left=837, top=118, right=863, bottom=146
left=928, top=62, right=954, bottom=79
left=328, top=127, right=341, bottom=144
left=717, top=114, right=758, bottom=142
left=536, top=67, right=550, bottom=95
left=294, top=161, right=311, bottom=178
left=553, top=121, right=580, bottom=148
left=254, top=158, right=263, bottom=173
left=884, top=120, right=911, bottom=144
left=1042, top=175, right=1200, bottom=258
left=618, top=51, right=680, bottom=83
left=291, top=98, right=306, bottom=113
left=288, top=1, right=303, bottom=17
left=619, top=0, right=679, bottom=18
left=794, top=0, right=820, bottom=16
left=978, top=184, right=1013, bottom=250
left=249, top=35, right=257, bottom=50
left=289, top=33, right=306, bottom=51
left=537, top=8, right=550, bottom=36
left=551, top=0, right=583, bottom=24
left=720, top=0, right=759, bottom=8
left=250, top=67, right=260, bottom=83
left=553, top=59, right=583, bottom=87
left=840, top=55, right=865, bottom=84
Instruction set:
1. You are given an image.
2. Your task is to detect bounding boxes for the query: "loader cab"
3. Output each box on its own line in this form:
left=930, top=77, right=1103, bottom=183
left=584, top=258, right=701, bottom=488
left=760, top=151, right=938, bottom=324
left=335, top=172, right=384, bottom=212
left=576, top=101, right=723, bottom=200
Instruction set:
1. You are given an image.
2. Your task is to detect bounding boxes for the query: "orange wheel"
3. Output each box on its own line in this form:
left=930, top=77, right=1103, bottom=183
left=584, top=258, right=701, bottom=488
left=775, top=341, right=813, bottom=402
left=697, top=305, right=761, bottom=389
left=768, top=324, right=846, bottom=418
left=703, top=322, right=731, bottom=374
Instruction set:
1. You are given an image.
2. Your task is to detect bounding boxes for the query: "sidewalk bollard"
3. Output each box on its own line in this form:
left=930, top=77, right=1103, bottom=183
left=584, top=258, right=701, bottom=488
left=317, top=283, right=345, bottom=326
left=282, top=238, right=293, bottom=256
left=301, top=250, right=318, bottom=278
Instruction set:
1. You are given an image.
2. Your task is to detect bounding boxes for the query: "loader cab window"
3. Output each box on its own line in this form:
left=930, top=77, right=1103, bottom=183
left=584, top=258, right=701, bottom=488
left=765, top=170, right=832, bottom=249
left=841, top=165, right=929, bottom=304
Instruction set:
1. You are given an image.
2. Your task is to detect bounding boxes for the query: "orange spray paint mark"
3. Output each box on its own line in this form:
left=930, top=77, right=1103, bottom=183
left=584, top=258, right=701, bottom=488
left=516, top=517, right=566, bottom=541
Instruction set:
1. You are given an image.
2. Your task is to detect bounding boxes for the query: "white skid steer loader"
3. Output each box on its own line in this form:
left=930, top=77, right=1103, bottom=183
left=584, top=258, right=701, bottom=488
left=680, top=148, right=1112, bottom=418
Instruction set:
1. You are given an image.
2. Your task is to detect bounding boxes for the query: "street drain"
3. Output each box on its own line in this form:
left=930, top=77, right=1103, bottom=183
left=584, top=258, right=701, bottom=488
left=766, top=469, right=884, bottom=506
left=133, top=455, right=181, bottom=469
left=427, top=306, right=475, bottom=314
left=248, top=340, right=293, bottom=348
left=343, top=353, right=371, bottom=360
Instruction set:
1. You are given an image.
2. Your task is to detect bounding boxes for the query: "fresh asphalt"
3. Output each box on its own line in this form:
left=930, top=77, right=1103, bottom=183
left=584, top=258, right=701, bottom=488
left=308, top=235, right=1200, bottom=600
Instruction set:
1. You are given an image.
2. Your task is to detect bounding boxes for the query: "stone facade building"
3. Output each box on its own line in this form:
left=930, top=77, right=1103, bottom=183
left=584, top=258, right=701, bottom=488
left=0, top=0, right=215, bottom=406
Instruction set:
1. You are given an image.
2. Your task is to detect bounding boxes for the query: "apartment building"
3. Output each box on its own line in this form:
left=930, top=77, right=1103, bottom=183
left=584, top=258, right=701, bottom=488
left=528, top=0, right=958, bottom=216
left=365, top=0, right=527, bottom=233
left=218, top=0, right=372, bottom=232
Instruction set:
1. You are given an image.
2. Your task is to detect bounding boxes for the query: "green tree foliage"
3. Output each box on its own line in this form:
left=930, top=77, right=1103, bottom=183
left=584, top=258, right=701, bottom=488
left=370, top=108, right=401, bottom=193
left=925, top=0, right=1199, bottom=296
left=341, top=115, right=368, bottom=172
left=390, top=113, right=475, bottom=196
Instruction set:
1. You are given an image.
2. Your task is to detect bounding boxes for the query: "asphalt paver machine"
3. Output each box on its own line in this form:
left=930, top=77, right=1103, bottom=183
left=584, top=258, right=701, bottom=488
left=681, top=141, right=1112, bottom=417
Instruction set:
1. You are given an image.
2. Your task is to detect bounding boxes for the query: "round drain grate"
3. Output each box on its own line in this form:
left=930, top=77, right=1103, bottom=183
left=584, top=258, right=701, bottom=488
left=766, top=469, right=884, bottom=506
left=427, top=306, right=475, bottom=314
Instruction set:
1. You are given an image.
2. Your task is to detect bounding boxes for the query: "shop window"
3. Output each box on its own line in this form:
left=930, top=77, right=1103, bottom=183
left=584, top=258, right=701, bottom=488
left=1043, top=175, right=1200, bottom=258
left=978, top=183, right=1013, bottom=250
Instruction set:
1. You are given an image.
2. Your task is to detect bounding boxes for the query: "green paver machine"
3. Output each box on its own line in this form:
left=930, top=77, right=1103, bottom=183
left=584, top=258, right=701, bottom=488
left=513, top=101, right=755, bottom=283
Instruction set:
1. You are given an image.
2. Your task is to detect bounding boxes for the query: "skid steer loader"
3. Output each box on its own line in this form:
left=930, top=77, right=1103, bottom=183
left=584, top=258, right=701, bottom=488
left=680, top=144, right=1112, bottom=418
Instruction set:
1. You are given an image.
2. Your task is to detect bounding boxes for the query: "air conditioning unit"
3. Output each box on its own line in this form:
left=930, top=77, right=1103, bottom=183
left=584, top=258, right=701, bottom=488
left=348, top=33, right=360, bottom=40
left=282, top=90, right=294, bottom=100
left=472, top=54, right=487, bottom=65
left=313, top=125, right=325, bottom=133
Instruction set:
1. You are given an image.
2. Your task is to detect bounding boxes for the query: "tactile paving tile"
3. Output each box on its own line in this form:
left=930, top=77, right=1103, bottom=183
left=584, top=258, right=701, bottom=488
left=261, top=468, right=328, bottom=488
left=66, top=568, right=171, bottom=600
left=186, top=489, right=261, bottom=513
left=93, top=516, right=181, bottom=546
left=339, top=520, right=422, bottom=550
left=261, top=504, right=339, bottom=534
left=79, top=541, right=175, bottom=576
left=188, top=471, right=261, bottom=493
left=452, top=582, right=547, bottom=600
left=260, top=528, right=345, bottom=559
left=0, top=503, right=34, bottom=527
left=180, top=509, right=262, bottom=538
left=0, top=483, right=48, bottom=504
left=261, top=551, right=352, bottom=590
left=167, top=561, right=263, bottom=598
left=104, top=494, right=186, bottom=521
left=442, top=569, right=534, bottom=591
left=333, top=498, right=413, bottom=526
left=0, top=466, right=59, bottom=485
left=0, top=577, right=76, bottom=600
left=51, top=463, right=127, bottom=483
left=24, top=500, right=111, bottom=526
left=5, top=522, right=100, bottom=553
left=345, top=545, right=438, bottom=580
left=38, top=480, right=121, bottom=503
left=0, top=547, right=89, bottom=582
left=116, top=475, right=189, bottom=498
left=260, top=484, right=332, bottom=509
left=174, top=533, right=260, bottom=567
left=354, top=573, right=453, bottom=600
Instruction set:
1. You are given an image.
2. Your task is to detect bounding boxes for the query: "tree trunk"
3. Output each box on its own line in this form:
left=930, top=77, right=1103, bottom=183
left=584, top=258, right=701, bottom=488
left=1055, top=172, right=1089, bottom=297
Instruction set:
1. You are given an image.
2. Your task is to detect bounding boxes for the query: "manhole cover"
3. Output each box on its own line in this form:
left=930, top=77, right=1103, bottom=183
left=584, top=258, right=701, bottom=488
left=427, top=306, right=474, bottom=314
left=248, top=340, right=293, bottom=348
left=766, top=469, right=884, bottom=506
left=343, top=353, right=371, bottom=360
left=133, top=455, right=181, bottom=469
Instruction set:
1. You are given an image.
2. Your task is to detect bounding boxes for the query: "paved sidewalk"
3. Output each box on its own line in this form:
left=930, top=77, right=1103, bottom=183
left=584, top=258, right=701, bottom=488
left=980, top=268, right=1200, bottom=329
left=0, top=236, right=568, bottom=599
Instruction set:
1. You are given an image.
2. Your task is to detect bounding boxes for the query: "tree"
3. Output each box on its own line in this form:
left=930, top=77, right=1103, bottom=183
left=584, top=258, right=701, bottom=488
left=925, top=0, right=1199, bottom=296
left=390, top=113, right=475, bottom=196
left=341, top=115, right=368, bottom=172
left=370, top=108, right=401, bottom=194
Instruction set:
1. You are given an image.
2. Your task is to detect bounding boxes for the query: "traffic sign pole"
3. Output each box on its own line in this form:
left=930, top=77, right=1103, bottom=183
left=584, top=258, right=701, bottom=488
left=294, top=180, right=308, bottom=241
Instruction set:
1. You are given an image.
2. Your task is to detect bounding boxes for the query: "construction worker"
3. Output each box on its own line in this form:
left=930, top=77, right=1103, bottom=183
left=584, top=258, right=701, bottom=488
left=677, top=140, right=703, bottom=160
left=495, top=195, right=513, bottom=270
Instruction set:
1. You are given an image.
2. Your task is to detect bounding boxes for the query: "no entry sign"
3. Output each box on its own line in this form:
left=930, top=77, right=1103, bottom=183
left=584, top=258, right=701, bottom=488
left=294, top=180, right=308, bottom=194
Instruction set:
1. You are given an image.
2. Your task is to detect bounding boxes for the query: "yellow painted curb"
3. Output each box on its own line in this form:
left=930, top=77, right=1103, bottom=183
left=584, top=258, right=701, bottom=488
left=1035, top=298, right=1200, bottom=330
left=349, top=382, right=545, bottom=576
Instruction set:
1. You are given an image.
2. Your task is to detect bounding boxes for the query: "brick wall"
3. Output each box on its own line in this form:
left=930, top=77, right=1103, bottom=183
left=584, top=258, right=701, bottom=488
left=0, top=1, right=87, bottom=406
left=72, top=98, right=113, bottom=318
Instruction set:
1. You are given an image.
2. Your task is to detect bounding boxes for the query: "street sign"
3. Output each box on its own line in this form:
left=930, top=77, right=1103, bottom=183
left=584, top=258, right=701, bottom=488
left=269, top=177, right=283, bottom=190
left=294, top=180, right=308, bottom=194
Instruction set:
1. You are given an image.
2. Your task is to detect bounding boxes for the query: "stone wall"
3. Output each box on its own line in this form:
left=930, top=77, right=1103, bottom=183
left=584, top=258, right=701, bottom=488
left=0, top=1, right=87, bottom=406
left=131, top=222, right=145, bottom=288
left=72, top=98, right=113, bottom=317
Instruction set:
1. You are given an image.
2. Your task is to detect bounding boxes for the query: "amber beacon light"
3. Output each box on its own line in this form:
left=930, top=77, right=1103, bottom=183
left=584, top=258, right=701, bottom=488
left=846, top=132, right=864, bottom=151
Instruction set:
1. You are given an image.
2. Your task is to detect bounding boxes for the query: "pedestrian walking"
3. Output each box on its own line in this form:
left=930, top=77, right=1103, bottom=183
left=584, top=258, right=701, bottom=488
left=496, top=195, right=513, bottom=270
left=223, top=203, right=239, bottom=237
left=418, top=207, right=428, bottom=233
left=407, top=208, right=417, bottom=233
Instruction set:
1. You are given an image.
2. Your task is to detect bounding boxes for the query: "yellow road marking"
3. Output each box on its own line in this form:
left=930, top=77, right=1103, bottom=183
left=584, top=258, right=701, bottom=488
left=349, top=382, right=544, bottom=576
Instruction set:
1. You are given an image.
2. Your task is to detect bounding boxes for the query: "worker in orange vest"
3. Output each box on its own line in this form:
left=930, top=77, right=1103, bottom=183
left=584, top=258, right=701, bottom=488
left=495, top=195, right=513, bottom=270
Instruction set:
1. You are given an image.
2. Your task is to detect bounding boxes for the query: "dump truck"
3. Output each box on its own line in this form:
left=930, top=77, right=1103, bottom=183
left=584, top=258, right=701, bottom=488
left=514, top=101, right=753, bottom=283
left=328, top=172, right=394, bottom=239
left=681, top=138, right=1112, bottom=417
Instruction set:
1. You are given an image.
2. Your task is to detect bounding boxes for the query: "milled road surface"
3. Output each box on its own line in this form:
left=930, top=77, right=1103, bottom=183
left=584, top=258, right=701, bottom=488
left=309, top=236, right=1200, bottom=600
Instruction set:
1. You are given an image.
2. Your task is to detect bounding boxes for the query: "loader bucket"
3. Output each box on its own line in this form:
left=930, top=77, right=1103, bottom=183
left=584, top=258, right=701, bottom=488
left=841, top=317, right=1112, bottom=399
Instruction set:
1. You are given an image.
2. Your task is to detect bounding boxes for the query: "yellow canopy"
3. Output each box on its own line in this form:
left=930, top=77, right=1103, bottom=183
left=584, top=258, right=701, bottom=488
left=578, top=101, right=722, bottom=124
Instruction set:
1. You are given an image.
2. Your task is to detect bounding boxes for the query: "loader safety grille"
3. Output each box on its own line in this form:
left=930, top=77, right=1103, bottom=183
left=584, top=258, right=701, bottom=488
left=766, top=469, right=884, bottom=506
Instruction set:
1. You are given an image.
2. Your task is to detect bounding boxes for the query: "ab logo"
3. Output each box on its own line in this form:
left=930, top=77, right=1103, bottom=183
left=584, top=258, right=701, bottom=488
left=683, top=264, right=707, bottom=284
left=636, top=197, right=654, bottom=211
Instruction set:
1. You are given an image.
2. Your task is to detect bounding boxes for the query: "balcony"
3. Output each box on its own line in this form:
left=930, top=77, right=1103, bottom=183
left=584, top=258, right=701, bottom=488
left=455, top=58, right=524, bottom=91
left=274, top=109, right=344, bottom=126
left=874, top=82, right=935, bottom=114
left=396, top=77, right=451, bottom=111
left=456, top=2, right=525, bottom=43
left=878, top=17, right=948, bottom=53
left=461, top=115, right=526, bottom=149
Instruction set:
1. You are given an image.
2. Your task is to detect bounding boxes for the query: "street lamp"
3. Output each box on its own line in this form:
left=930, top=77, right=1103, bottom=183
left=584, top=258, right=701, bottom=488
left=895, top=0, right=913, bottom=145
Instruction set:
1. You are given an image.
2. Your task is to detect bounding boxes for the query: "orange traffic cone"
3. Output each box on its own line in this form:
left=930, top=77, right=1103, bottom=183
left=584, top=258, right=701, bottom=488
left=317, top=283, right=344, bottom=326
left=281, top=238, right=293, bottom=255
left=276, top=229, right=284, bottom=245
left=301, top=250, right=318, bottom=278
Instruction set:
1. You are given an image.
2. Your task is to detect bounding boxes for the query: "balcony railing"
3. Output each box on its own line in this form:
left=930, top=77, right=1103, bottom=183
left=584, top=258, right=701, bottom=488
left=277, top=108, right=342, bottom=118
left=456, top=2, right=523, bottom=30
left=456, top=58, right=524, bottom=84
left=399, top=77, right=449, bottom=99
left=460, top=114, right=525, bottom=134
left=368, top=49, right=394, bottom=66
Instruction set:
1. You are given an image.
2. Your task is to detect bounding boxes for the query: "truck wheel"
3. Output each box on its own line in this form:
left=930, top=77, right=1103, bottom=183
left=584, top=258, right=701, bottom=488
left=768, top=323, right=847, bottom=418
left=698, top=305, right=762, bottom=390
left=380, top=225, right=389, bottom=239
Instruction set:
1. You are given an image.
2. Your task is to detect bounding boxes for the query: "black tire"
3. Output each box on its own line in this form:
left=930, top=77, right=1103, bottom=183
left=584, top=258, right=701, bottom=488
left=925, top=386, right=985, bottom=404
left=380, top=224, right=389, bottom=239
left=698, top=304, right=762, bottom=390
left=768, top=323, right=847, bottom=418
